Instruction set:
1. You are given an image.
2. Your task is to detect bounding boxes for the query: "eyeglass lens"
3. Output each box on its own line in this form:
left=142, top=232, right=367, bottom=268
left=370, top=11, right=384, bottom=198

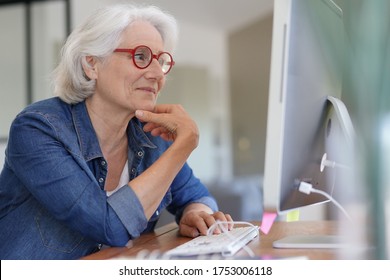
left=133, top=46, right=172, bottom=74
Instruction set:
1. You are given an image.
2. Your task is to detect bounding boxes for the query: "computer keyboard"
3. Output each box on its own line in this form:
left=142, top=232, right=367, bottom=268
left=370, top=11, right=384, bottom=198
left=164, top=226, right=259, bottom=257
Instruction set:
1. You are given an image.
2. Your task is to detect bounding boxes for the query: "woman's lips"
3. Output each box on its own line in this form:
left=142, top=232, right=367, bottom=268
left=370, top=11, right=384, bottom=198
left=137, top=87, right=156, bottom=94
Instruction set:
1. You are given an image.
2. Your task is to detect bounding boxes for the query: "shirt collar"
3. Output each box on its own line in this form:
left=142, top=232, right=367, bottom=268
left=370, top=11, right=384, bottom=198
left=127, top=118, right=157, bottom=150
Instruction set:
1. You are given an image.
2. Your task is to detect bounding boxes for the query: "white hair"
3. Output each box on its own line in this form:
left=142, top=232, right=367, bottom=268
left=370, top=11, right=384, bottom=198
left=52, top=4, right=178, bottom=104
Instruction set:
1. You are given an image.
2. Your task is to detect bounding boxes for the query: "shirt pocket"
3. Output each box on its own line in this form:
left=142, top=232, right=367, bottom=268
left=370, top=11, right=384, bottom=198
left=35, top=209, right=84, bottom=254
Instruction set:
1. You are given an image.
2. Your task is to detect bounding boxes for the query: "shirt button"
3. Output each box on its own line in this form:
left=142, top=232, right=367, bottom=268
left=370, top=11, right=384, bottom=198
left=156, top=210, right=159, bottom=216
left=101, top=160, right=106, bottom=166
left=98, top=177, right=104, bottom=183
left=131, top=168, right=136, bottom=174
left=137, top=151, right=144, bottom=157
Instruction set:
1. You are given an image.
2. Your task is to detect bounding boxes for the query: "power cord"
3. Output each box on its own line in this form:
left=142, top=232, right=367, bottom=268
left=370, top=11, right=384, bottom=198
left=298, top=181, right=352, bottom=221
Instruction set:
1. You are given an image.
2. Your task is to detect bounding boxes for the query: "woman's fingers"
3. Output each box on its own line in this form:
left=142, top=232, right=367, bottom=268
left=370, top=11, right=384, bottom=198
left=135, top=104, right=199, bottom=147
left=179, top=211, right=235, bottom=238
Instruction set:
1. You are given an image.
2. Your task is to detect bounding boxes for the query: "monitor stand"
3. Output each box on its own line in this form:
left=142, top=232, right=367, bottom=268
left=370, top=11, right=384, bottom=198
left=273, top=96, right=354, bottom=250
left=273, top=234, right=347, bottom=249
left=325, top=95, right=355, bottom=144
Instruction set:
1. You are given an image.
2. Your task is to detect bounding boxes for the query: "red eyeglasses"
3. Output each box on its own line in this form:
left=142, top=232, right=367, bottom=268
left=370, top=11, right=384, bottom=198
left=114, top=45, right=175, bottom=74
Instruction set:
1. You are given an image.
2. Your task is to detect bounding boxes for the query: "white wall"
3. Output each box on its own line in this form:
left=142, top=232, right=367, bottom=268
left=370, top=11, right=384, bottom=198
left=0, top=142, right=6, bottom=169
left=173, top=22, right=233, bottom=182
left=0, top=2, right=66, bottom=138
left=31, top=1, right=66, bottom=102
left=0, top=5, right=26, bottom=138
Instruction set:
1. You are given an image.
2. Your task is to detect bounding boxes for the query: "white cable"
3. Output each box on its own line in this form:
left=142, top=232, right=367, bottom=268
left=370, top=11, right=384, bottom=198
left=207, top=220, right=258, bottom=258
left=206, top=220, right=256, bottom=235
left=298, top=181, right=352, bottom=221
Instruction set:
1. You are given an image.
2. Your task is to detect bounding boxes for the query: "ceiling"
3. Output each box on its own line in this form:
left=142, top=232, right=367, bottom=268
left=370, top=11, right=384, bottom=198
left=0, top=0, right=274, bottom=33
left=108, top=0, right=274, bottom=33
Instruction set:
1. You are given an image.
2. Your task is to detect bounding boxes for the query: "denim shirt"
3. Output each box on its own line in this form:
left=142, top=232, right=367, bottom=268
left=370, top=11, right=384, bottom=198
left=0, top=97, right=217, bottom=260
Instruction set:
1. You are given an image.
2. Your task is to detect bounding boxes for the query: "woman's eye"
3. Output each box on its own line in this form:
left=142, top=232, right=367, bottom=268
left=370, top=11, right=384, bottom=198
left=134, top=53, right=147, bottom=61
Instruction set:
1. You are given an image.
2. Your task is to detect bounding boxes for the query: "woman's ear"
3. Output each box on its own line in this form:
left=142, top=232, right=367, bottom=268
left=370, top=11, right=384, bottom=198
left=82, top=56, right=98, bottom=80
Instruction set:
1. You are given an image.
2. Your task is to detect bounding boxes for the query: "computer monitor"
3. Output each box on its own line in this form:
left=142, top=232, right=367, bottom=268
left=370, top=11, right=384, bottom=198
left=263, top=0, right=355, bottom=248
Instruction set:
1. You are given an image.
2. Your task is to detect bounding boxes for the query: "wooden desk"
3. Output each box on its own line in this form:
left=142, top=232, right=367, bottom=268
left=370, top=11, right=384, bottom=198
left=82, top=221, right=340, bottom=260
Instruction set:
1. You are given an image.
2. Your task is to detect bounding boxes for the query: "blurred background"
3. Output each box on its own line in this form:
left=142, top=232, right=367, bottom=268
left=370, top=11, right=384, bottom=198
left=0, top=1, right=389, bottom=257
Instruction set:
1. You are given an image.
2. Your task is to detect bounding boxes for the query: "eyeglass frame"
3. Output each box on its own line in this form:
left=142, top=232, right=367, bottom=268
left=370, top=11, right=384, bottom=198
left=113, top=45, right=175, bottom=74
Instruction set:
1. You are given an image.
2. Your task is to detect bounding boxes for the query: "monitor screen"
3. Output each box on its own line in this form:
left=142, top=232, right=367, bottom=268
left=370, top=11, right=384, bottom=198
left=263, top=0, right=354, bottom=248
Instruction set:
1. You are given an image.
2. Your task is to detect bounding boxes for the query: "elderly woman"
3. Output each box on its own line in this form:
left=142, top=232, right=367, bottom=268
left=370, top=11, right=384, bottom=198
left=0, top=4, right=232, bottom=259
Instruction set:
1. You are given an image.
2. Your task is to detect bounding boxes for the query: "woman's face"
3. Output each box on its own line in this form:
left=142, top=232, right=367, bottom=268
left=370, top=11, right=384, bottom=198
left=92, top=20, right=167, bottom=116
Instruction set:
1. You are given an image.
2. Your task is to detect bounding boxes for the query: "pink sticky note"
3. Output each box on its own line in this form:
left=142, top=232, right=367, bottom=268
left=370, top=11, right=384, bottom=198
left=260, top=212, right=277, bottom=234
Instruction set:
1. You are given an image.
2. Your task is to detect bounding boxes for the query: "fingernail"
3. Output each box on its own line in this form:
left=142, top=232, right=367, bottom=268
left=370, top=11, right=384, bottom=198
left=135, top=110, right=143, bottom=117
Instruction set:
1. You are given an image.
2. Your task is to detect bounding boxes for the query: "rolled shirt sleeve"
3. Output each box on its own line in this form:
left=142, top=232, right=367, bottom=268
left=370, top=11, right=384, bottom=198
left=107, top=186, right=148, bottom=238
